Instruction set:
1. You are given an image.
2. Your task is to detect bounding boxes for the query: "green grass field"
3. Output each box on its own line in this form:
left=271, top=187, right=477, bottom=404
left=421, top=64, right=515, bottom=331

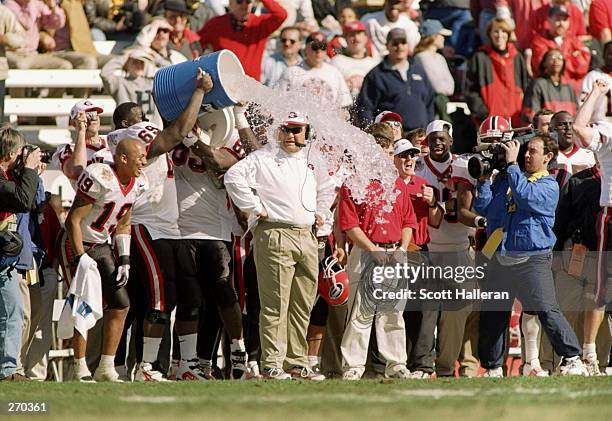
left=1, top=377, right=612, bottom=421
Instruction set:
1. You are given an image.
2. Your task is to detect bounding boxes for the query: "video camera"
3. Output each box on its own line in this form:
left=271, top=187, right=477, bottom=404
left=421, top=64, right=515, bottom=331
left=15, top=145, right=52, bottom=173
left=467, top=127, right=545, bottom=179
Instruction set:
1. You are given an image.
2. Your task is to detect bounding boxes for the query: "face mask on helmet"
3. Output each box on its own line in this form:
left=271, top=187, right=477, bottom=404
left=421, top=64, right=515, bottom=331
left=318, top=256, right=349, bottom=306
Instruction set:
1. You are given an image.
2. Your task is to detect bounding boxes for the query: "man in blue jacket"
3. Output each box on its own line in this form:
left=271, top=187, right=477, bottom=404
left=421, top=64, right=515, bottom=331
left=474, top=134, right=587, bottom=377
left=355, top=28, right=434, bottom=133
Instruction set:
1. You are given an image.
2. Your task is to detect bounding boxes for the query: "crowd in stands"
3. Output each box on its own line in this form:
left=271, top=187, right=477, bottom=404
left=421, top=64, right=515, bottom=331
left=1, top=0, right=612, bottom=383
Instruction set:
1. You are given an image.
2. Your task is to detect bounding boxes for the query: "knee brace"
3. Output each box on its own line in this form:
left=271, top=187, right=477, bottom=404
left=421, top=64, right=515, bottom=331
left=176, top=305, right=199, bottom=321
left=145, top=309, right=170, bottom=325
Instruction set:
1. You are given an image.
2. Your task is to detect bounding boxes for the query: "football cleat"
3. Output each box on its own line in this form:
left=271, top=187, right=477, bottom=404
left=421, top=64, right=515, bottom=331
left=287, top=366, right=325, bottom=381
left=342, top=369, right=361, bottom=381
left=558, top=356, right=589, bottom=376
left=134, top=362, right=170, bottom=382
left=261, top=368, right=292, bottom=380
left=385, top=365, right=411, bottom=379
left=522, top=363, right=549, bottom=377
left=230, top=350, right=248, bottom=380
left=584, top=358, right=603, bottom=376
left=176, top=359, right=216, bottom=381
left=481, top=367, right=503, bottom=378
left=93, top=367, right=124, bottom=382
left=408, top=370, right=432, bottom=379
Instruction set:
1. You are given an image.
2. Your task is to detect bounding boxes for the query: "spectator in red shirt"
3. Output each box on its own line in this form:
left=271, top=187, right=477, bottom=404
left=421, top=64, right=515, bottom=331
left=392, top=138, right=441, bottom=248
left=338, top=133, right=417, bottom=381
left=529, top=5, right=590, bottom=94
left=589, top=0, right=612, bottom=44
left=198, top=0, right=287, bottom=81
left=527, top=0, right=586, bottom=44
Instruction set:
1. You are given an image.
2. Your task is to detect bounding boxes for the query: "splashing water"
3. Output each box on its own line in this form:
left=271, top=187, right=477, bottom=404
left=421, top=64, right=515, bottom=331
left=223, top=73, right=399, bottom=211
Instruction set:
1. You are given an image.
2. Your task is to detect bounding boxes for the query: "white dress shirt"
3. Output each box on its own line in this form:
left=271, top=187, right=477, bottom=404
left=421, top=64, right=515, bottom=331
left=224, top=144, right=333, bottom=227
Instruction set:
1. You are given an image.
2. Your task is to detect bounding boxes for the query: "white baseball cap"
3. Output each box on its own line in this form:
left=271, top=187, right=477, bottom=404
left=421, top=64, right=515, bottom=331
left=70, top=99, right=104, bottom=120
left=393, top=138, right=420, bottom=156
left=425, top=119, right=453, bottom=138
left=283, top=111, right=309, bottom=126
left=107, top=121, right=161, bottom=153
left=374, top=111, right=403, bottom=124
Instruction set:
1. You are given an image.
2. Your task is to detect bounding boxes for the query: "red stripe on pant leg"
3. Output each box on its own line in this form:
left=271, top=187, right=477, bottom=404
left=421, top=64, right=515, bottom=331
left=595, top=208, right=610, bottom=303
left=232, top=235, right=246, bottom=313
left=133, top=225, right=165, bottom=312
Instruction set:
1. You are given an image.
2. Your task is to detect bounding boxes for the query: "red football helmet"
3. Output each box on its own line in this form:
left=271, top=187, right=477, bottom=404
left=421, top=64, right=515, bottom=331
left=477, top=116, right=513, bottom=144
left=318, top=256, right=349, bottom=306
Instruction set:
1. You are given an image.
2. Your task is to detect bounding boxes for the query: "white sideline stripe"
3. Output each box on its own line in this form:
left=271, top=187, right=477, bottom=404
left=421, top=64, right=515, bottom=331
left=118, top=387, right=612, bottom=405
left=4, top=97, right=116, bottom=117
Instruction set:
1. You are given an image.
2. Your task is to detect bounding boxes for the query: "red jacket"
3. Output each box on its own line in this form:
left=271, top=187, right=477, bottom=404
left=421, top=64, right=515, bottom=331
left=530, top=32, right=590, bottom=95
left=465, top=43, right=529, bottom=128
left=198, top=0, right=287, bottom=81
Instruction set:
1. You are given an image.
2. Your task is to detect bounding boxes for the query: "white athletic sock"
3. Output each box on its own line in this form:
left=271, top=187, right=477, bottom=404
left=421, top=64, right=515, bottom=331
left=178, top=334, right=198, bottom=361
left=142, top=337, right=162, bottom=363
left=74, top=357, right=91, bottom=376
left=583, top=343, right=597, bottom=360
left=308, top=355, right=320, bottom=367
left=98, top=354, right=115, bottom=369
left=230, top=338, right=246, bottom=353
left=522, top=313, right=541, bottom=365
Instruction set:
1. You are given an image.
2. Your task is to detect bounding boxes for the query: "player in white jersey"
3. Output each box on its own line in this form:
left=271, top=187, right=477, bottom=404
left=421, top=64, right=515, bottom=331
left=573, top=79, right=612, bottom=374
left=579, top=42, right=612, bottom=123
left=550, top=111, right=595, bottom=187
left=171, top=108, right=263, bottom=380
left=63, top=139, right=148, bottom=382
left=52, top=99, right=113, bottom=181
left=415, top=120, right=481, bottom=378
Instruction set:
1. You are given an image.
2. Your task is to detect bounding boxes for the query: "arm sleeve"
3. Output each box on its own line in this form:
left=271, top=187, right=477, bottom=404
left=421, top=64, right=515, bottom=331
left=464, top=54, right=489, bottom=121
left=473, top=180, right=493, bottom=216
left=521, top=80, right=541, bottom=124
left=223, top=154, right=264, bottom=216
left=257, top=0, right=288, bottom=38
left=589, top=0, right=609, bottom=40
left=337, top=185, right=360, bottom=232
left=506, top=165, right=559, bottom=214
left=0, top=168, right=39, bottom=213
left=315, top=170, right=336, bottom=223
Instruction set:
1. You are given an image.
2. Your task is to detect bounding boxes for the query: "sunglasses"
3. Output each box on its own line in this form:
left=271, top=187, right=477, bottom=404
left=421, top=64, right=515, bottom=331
left=391, top=39, right=407, bottom=47
left=397, top=150, right=419, bottom=159
left=386, top=121, right=402, bottom=129
left=235, top=0, right=253, bottom=4
left=280, top=126, right=305, bottom=134
left=309, top=41, right=327, bottom=51
left=281, top=38, right=298, bottom=45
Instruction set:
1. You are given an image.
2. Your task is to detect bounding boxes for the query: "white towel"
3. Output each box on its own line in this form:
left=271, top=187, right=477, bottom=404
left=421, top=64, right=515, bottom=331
left=57, top=253, right=103, bottom=340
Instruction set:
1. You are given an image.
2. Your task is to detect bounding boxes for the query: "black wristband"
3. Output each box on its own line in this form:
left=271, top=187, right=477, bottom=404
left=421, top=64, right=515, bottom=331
left=506, top=161, right=517, bottom=167
left=119, top=255, right=130, bottom=266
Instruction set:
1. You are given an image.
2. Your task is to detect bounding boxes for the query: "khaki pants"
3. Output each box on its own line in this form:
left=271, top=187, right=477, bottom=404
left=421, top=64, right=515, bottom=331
left=340, top=248, right=407, bottom=377
left=541, top=251, right=612, bottom=372
left=436, top=308, right=479, bottom=377
left=253, top=221, right=318, bottom=370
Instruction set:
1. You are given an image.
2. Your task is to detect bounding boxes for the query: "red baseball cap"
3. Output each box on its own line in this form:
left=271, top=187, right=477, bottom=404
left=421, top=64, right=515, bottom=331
left=343, top=21, right=366, bottom=35
left=374, top=111, right=403, bottom=124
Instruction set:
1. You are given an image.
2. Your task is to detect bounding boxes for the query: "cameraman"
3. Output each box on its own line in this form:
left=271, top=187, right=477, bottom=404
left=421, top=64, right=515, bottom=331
left=0, top=127, right=41, bottom=381
left=475, top=134, right=587, bottom=377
